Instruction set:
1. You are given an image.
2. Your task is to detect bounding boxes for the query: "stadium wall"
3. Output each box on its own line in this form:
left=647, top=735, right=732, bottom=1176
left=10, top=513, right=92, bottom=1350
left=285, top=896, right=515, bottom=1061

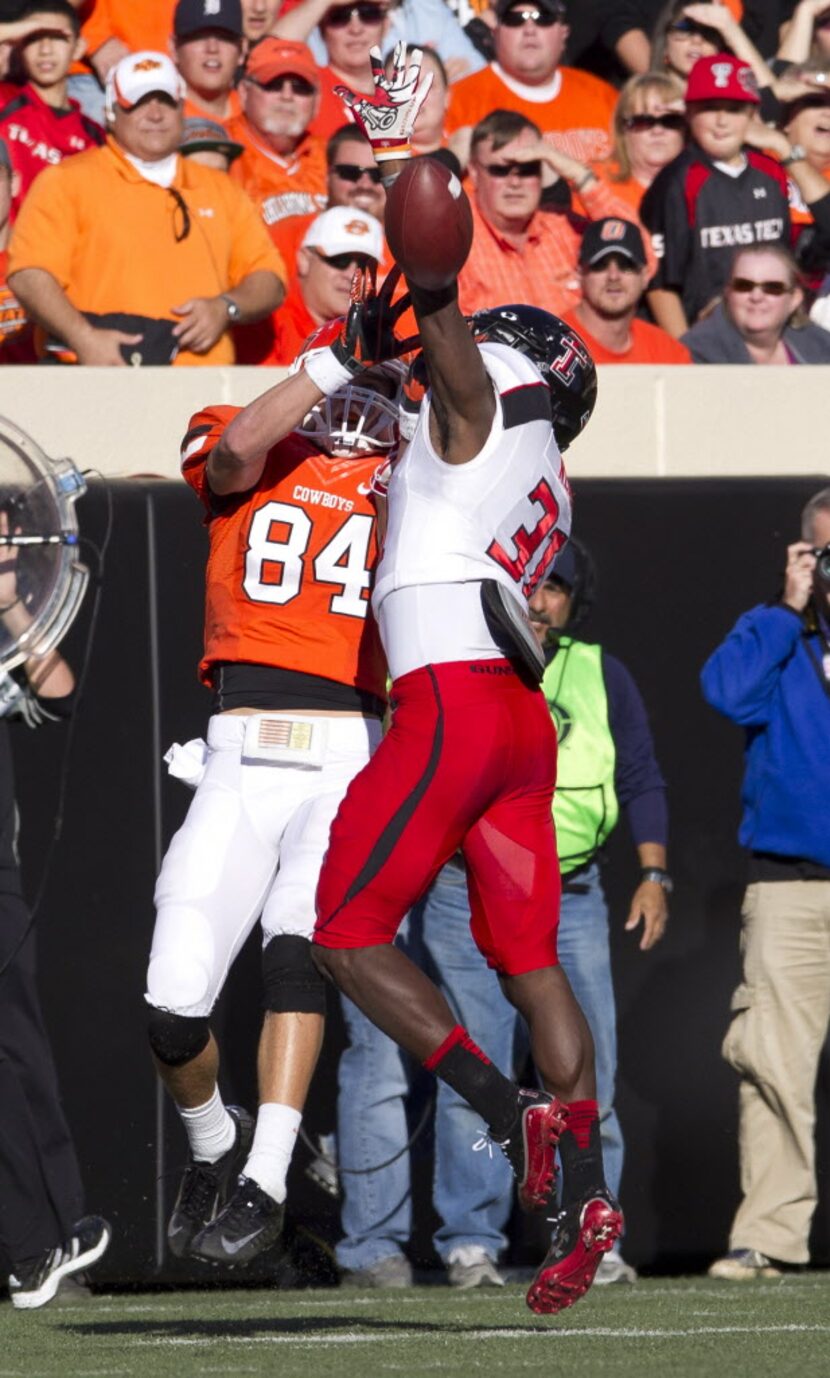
left=11, top=475, right=830, bottom=1288
left=2, top=364, right=829, bottom=479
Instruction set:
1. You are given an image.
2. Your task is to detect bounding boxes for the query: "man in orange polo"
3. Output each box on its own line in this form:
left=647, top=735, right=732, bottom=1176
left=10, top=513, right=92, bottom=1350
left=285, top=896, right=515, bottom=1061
left=236, top=203, right=381, bottom=364
left=562, top=218, right=690, bottom=364
left=446, top=0, right=617, bottom=166
left=457, top=109, right=655, bottom=320
left=173, top=0, right=245, bottom=125
left=228, top=38, right=327, bottom=227
left=8, top=50, right=284, bottom=365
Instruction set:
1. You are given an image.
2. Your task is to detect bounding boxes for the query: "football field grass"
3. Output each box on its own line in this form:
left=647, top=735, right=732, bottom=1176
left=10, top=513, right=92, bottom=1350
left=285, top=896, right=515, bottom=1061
left=2, top=1274, right=828, bottom=1378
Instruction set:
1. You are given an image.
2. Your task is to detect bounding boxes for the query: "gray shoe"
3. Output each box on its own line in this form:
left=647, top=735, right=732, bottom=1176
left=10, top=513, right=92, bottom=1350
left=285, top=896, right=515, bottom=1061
left=340, top=1255, right=413, bottom=1288
left=447, top=1246, right=505, bottom=1289
left=708, top=1248, right=782, bottom=1280
left=593, top=1248, right=637, bottom=1285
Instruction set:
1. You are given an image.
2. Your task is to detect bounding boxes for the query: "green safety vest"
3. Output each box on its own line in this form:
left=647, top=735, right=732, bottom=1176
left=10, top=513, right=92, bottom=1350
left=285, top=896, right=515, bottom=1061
left=541, top=637, right=619, bottom=875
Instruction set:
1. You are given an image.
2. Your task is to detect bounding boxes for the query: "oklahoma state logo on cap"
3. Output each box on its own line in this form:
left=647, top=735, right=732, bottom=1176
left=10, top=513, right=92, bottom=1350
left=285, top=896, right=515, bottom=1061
left=133, top=58, right=164, bottom=72
left=344, top=219, right=371, bottom=236
left=600, top=220, right=626, bottom=242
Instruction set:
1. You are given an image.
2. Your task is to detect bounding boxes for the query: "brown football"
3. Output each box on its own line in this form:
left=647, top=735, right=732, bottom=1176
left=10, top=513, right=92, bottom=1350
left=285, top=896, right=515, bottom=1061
left=384, top=156, right=474, bottom=290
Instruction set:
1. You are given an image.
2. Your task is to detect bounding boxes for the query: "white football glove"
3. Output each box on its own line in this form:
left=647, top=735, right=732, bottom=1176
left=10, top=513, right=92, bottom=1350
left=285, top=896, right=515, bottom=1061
left=335, top=42, right=433, bottom=163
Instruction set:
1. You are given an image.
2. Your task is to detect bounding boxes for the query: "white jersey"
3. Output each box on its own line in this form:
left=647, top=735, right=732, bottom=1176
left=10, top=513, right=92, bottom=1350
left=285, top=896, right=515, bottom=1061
left=373, top=342, right=572, bottom=679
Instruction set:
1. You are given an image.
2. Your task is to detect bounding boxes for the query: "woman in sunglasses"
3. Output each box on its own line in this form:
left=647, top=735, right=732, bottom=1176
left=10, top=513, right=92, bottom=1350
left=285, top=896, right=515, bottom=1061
left=652, top=0, right=772, bottom=96
left=593, top=71, right=686, bottom=212
left=682, top=243, right=830, bottom=360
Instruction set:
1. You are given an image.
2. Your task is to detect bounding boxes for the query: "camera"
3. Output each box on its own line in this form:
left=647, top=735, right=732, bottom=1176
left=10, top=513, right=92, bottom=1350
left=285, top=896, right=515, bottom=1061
left=811, top=543, right=830, bottom=593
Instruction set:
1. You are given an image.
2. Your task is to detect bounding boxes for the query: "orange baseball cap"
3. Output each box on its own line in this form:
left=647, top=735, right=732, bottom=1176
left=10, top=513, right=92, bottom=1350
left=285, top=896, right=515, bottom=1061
left=244, top=38, right=320, bottom=89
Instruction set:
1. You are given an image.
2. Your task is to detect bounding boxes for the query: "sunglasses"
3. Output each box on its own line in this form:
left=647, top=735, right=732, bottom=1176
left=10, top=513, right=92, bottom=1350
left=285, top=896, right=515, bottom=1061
left=480, top=159, right=543, bottom=177
left=250, top=75, right=316, bottom=96
left=729, top=277, right=793, bottom=296
left=623, top=113, right=686, bottom=132
left=323, top=3, right=385, bottom=26
left=331, top=161, right=383, bottom=183
left=668, top=19, right=718, bottom=39
left=501, top=7, right=566, bottom=28
left=168, top=187, right=191, bottom=242
left=310, top=248, right=375, bottom=271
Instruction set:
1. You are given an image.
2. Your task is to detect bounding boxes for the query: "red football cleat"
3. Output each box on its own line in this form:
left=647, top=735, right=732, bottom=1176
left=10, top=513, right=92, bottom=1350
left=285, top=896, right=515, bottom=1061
left=497, top=1089, right=569, bottom=1212
left=526, top=1191, right=624, bottom=1315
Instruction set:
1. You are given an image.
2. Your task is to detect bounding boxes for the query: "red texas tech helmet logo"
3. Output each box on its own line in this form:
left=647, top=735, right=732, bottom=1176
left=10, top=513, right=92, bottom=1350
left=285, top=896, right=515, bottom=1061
left=549, top=331, right=591, bottom=383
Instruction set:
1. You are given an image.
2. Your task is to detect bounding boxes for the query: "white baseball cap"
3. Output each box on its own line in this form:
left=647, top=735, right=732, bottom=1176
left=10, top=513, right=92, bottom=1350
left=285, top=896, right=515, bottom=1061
left=302, top=207, right=383, bottom=263
left=105, top=51, right=185, bottom=119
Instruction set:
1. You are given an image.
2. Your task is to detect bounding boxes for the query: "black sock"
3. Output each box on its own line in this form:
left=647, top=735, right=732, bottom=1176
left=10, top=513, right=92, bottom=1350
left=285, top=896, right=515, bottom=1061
left=557, top=1114, right=606, bottom=1209
left=424, top=1025, right=518, bottom=1138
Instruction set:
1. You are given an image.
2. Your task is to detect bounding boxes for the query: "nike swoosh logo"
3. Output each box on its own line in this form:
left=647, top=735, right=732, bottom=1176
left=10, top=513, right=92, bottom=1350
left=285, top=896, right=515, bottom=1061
left=217, top=1230, right=262, bottom=1255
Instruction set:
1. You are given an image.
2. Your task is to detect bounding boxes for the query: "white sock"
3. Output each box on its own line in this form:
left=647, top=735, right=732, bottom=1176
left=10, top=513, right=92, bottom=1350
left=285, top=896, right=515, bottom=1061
left=243, top=1103, right=302, bottom=1204
left=178, top=1087, right=236, bottom=1164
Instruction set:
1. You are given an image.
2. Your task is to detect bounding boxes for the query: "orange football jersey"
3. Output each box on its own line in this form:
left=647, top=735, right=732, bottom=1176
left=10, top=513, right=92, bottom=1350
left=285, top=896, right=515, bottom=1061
left=181, top=405, right=387, bottom=700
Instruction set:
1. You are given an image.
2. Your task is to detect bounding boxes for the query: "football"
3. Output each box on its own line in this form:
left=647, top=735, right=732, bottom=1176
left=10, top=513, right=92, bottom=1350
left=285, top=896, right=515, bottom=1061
left=384, top=156, right=474, bottom=291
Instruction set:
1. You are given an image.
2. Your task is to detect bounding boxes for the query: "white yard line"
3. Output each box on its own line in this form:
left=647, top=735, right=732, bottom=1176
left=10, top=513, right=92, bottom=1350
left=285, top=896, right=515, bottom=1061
left=128, top=1323, right=830, bottom=1347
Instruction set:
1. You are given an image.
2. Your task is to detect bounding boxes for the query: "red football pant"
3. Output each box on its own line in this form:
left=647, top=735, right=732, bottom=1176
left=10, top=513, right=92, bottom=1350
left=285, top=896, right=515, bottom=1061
left=314, top=659, right=560, bottom=976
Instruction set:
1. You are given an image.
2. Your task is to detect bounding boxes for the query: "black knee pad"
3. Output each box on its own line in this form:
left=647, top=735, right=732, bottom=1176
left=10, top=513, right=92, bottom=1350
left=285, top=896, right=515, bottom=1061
left=147, top=1008, right=210, bottom=1067
left=262, top=934, right=326, bottom=1015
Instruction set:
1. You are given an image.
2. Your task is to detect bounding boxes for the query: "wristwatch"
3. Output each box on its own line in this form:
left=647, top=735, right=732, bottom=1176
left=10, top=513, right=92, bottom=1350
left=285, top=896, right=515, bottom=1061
left=640, top=867, right=673, bottom=893
left=782, top=144, right=807, bottom=167
left=221, top=294, right=241, bottom=323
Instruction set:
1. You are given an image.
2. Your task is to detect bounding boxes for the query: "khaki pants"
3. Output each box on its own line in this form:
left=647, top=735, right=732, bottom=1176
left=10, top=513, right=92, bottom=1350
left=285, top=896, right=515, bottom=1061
left=723, top=880, right=830, bottom=1263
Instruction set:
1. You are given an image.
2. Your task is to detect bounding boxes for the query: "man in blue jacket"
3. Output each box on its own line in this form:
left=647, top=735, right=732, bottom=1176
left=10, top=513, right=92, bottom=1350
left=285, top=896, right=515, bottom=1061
left=701, top=487, right=830, bottom=1281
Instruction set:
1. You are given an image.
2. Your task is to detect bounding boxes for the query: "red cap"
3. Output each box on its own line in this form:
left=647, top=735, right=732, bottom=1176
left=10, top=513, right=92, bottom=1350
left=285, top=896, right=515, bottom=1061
left=244, top=38, right=320, bottom=89
left=685, top=54, right=760, bottom=105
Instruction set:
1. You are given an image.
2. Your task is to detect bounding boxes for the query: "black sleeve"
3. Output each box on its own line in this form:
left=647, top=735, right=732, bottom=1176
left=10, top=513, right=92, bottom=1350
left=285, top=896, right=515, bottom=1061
left=604, top=651, right=669, bottom=847
left=640, top=162, right=691, bottom=291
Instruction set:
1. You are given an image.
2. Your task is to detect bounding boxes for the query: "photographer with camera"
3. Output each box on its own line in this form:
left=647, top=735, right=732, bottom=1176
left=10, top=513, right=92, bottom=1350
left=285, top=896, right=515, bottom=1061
left=700, top=488, right=830, bottom=1281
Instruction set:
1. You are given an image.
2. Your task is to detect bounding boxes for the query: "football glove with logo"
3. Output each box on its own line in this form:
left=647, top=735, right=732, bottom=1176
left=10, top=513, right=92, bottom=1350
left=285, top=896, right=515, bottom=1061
left=335, top=42, right=432, bottom=163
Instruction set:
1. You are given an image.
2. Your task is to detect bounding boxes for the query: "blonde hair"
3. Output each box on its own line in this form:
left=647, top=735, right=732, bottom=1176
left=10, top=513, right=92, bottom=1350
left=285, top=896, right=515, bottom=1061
left=611, top=71, right=686, bottom=180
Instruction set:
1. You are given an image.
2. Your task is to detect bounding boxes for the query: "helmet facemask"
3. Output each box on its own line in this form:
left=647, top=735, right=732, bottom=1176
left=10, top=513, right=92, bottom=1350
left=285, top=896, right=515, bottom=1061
left=294, top=355, right=405, bottom=459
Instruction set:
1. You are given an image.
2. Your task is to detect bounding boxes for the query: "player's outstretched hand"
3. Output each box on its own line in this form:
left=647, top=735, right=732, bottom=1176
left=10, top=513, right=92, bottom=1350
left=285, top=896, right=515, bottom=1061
left=335, top=42, right=433, bottom=163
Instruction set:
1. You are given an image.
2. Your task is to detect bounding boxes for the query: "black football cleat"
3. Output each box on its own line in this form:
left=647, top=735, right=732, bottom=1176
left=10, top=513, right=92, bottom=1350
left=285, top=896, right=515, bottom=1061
left=526, top=1190, right=624, bottom=1315
left=167, top=1105, right=254, bottom=1259
left=189, top=1175, right=285, bottom=1265
left=495, top=1089, right=569, bottom=1211
left=9, top=1215, right=111, bottom=1310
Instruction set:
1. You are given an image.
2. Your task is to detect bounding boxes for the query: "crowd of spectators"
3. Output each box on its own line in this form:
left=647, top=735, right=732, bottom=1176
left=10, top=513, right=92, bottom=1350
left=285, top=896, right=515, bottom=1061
left=0, top=0, right=828, bottom=366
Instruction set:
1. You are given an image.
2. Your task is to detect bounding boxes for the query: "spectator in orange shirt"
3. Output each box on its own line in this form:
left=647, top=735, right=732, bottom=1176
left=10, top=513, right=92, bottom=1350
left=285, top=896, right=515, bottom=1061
left=591, top=71, right=686, bottom=214
left=228, top=37, right=327, bottom=224
left=269, top=122, right=384, bottom=271
left=173, top=0, right=245, bottom=124
left=240, top=202, right=381, bottom=362
left=445, top=0, right=617, bottom=166
left=8, top=50, right=284, bottom=365
left=457, top=108, right=655, bottom=320
left=0, top=136, right=35, bottom=362
left=562, top=217, right=690, bottom=363
left=0, top=0, right=103, bottom=218
left=181, top=114, right=244, bottom=169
